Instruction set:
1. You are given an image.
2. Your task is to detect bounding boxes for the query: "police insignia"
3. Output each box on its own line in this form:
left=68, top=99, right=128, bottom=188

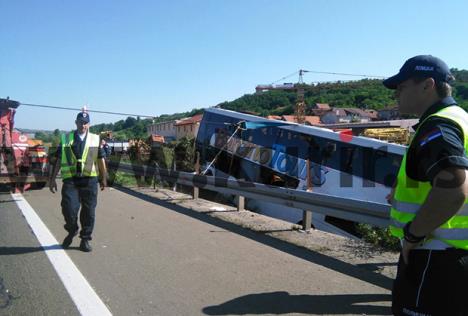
left=419, top=128, right=442, bottom=146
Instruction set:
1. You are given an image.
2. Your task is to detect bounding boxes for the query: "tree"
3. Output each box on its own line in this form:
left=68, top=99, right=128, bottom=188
left=123, top=117, right=137, bottom=129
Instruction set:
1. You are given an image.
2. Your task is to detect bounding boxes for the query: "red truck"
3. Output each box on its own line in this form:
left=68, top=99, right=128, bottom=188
left=0, top=98, right=48, bottom=192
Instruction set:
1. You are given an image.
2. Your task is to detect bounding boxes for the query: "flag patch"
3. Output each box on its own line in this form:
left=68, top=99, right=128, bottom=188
left=419, top=128, right=443, bottom=146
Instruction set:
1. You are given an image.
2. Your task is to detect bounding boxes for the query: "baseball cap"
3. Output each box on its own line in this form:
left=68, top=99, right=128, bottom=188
left=383, top=55, right=453, bottom=89
left=76, top=111, right=90, bottom=123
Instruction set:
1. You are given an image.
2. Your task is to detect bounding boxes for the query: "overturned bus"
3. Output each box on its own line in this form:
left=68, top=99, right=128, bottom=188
left=195, top=108, right=406, bottom=236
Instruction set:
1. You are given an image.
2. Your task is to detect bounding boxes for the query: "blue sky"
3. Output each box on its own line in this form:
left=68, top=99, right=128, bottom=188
left=1, top=0, right=468, bottom=130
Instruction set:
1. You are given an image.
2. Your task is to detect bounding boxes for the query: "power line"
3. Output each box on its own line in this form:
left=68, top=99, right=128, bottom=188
left=20, top=102, right=156, bottom=119
left=306, top=70, right=386, bottom=79
left=270, top=71, right=300, bottom=85
left=270, top=69, right=386, bottom=85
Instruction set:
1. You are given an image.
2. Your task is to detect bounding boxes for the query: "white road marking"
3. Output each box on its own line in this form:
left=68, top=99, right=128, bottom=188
left=11, top=193, right=112, bottom=316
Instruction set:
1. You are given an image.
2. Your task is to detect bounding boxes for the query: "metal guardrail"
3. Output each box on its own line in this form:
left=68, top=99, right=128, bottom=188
left=108, top=161, right=391, bottom=228
left=0, top=175, right=49, bottom=184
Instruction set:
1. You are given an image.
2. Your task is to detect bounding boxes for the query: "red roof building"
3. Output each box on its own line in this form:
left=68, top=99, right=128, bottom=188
left=280, top=115, right=321, bottom=125
left=175, top=114, right=204, bottom=140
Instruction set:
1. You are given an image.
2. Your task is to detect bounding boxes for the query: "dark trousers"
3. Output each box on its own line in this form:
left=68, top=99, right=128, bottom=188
left=392, top=248, right=468, bottom=316
left=61, top=178, right=98, bottom=240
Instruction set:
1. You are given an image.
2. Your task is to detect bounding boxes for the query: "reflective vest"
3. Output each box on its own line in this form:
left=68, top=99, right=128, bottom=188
left=61, top=132, right=100, bottom=179
left=390, top=105, right=468, bottom=250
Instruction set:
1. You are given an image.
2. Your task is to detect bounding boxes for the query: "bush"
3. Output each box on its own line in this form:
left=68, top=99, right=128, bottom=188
left=355, top=223, right=400, bottom=252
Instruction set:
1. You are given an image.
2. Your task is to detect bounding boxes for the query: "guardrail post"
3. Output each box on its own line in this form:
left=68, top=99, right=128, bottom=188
left=193, top=152, right=200, bottom=199
left=172, top=160, right=177, bottom=192
left=302, top=211, right=312, bottom=231
left=236, top=195, right=245, bottom=212
left=153, top=162, right=159, bottom=191
left=302, top=159, right=313, bottom=231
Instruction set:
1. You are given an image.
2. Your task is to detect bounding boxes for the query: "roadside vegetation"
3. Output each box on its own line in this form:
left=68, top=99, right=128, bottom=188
left=356, top=224, right=401, bottom=252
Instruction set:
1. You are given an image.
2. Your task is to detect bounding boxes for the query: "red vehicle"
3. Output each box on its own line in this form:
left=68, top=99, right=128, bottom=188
left=0, top=98, right=48, bottom=191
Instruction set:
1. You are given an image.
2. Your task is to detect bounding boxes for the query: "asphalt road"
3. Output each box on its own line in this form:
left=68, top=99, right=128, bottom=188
left=0, top=182, right=393, bottom=316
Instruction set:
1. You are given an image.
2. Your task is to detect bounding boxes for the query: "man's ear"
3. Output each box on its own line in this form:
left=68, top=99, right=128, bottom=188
left=423, top=77, right=436, bottom=91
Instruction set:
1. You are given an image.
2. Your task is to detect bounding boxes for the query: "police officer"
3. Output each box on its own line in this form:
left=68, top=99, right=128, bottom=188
left=101, top=138, right=111, bottom=159
left=385, top=55, right=468, bottom=315
left=49, top=111, right=107, bottom=252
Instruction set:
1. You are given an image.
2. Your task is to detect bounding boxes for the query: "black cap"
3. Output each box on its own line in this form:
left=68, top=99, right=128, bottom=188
left=383, top=55, right=453, bottom=89
left=76, top=112, right=90, bottom=123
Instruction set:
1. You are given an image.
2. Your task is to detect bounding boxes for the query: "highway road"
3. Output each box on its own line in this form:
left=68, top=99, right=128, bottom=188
left=0, top=182, right=393, bottom=316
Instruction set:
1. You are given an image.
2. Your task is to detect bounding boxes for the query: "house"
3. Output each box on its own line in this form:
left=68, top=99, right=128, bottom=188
left=365, top=109, right=379, bottom=121
left=149, top=134, right=165, bottom=147
left=175, top=114, right=203, bottom=140
left=378, top=106, right=400, bottom=120
left=147, top=120, right=177, bottom=142
left=280, top=115, right=321, bottom=126
left=321, top=112, right=338, bottom=124
left=340, top=108, right=373, bottom=122
left=266, top=115, right=282, bottom=121
left=313, top=103, right=331, bottom=110
left=310, top=103, right=331, bottom=116
left=320, top=107, right=372, bottom=124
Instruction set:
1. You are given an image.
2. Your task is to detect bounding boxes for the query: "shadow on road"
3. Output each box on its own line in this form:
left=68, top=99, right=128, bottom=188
left=115, top=186, right=395, bottom=291
left=0, top=245, right=62, bottom=255
left=202, top=291, right=392, bottom=315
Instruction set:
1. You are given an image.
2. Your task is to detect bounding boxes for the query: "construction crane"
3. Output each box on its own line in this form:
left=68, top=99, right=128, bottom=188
left=255, top=69, right=310, bottom=124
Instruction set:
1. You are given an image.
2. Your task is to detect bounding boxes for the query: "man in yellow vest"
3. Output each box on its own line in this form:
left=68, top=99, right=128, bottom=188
left=385, top=55, right=468, bottom=315
left=49, top=111, right=107, bottom=252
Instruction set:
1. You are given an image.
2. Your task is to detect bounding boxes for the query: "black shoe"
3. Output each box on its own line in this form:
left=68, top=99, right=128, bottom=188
left=62, top=234, right=75, bottom=249
left=79, top=240, right=92, bottom=252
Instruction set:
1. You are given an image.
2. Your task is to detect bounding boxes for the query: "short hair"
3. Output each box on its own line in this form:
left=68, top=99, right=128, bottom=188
left=412, top=75, right=455, bottom=98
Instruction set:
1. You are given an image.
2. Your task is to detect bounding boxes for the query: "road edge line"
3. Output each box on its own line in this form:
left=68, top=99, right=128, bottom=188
left=11, top=193, right=112, bottom=316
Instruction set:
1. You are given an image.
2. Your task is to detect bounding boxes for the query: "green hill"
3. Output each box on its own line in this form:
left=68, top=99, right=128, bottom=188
left=219, top=69, right=468, bottom=115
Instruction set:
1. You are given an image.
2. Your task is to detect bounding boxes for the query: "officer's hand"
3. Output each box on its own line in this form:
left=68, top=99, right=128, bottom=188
left=100, top=180, right=107, bottom=191
left=49, top=179, right=57, bottom=193
left=401, top=239, right=420, bottom=265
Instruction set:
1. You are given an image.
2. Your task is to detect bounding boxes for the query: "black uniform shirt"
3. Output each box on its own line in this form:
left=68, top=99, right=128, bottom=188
left=406, top=96, right=468, bottom=184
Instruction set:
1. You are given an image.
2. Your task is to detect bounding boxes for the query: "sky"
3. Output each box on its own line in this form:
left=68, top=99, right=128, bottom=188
left=1, top=0, right=468, bottom=130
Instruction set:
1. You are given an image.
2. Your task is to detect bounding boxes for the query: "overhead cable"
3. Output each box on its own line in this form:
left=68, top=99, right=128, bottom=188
left=270, top=69, right=386, bottom=85
left=20, top=102, right=155, bottom=119
left=306, top=70, right=386, bottom=79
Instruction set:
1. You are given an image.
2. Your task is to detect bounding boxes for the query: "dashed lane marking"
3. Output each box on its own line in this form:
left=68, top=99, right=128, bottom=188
left=11, top=193, right=112, bottom=316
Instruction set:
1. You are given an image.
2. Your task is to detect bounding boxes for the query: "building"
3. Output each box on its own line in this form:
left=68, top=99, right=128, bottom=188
left=266, top=115, right=282, bottom=121
left=266, top=115, right=321, bottom=126
left=341, top=108, right=373, bottom=122
left=147, top=120, right=177, bottom=142
left=175, top=114, right=203, bottom=140
left=378, top=106, right=400, bottom=120
left=365, top=109, right=379, bottom=121
left=149, top=134, right=165, bottom=148
left=309, top=103, right=331, bottom=116
left=320, top=107, right=373, bottom=124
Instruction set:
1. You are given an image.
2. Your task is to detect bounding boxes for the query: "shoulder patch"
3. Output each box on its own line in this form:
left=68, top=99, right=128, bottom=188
left=419, top=127, right=443, bottom=147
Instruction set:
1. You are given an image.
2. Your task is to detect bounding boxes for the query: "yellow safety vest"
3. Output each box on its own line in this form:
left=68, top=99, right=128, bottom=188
left=390, top=105, right=468, bottom=250
left=61, top=132, right=100, bottom=179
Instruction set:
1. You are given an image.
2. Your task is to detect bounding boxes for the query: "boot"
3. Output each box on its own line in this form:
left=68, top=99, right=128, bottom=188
left=62, top=233, right=75, bottom=249
left=79, top=239, right=92, bottom=252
